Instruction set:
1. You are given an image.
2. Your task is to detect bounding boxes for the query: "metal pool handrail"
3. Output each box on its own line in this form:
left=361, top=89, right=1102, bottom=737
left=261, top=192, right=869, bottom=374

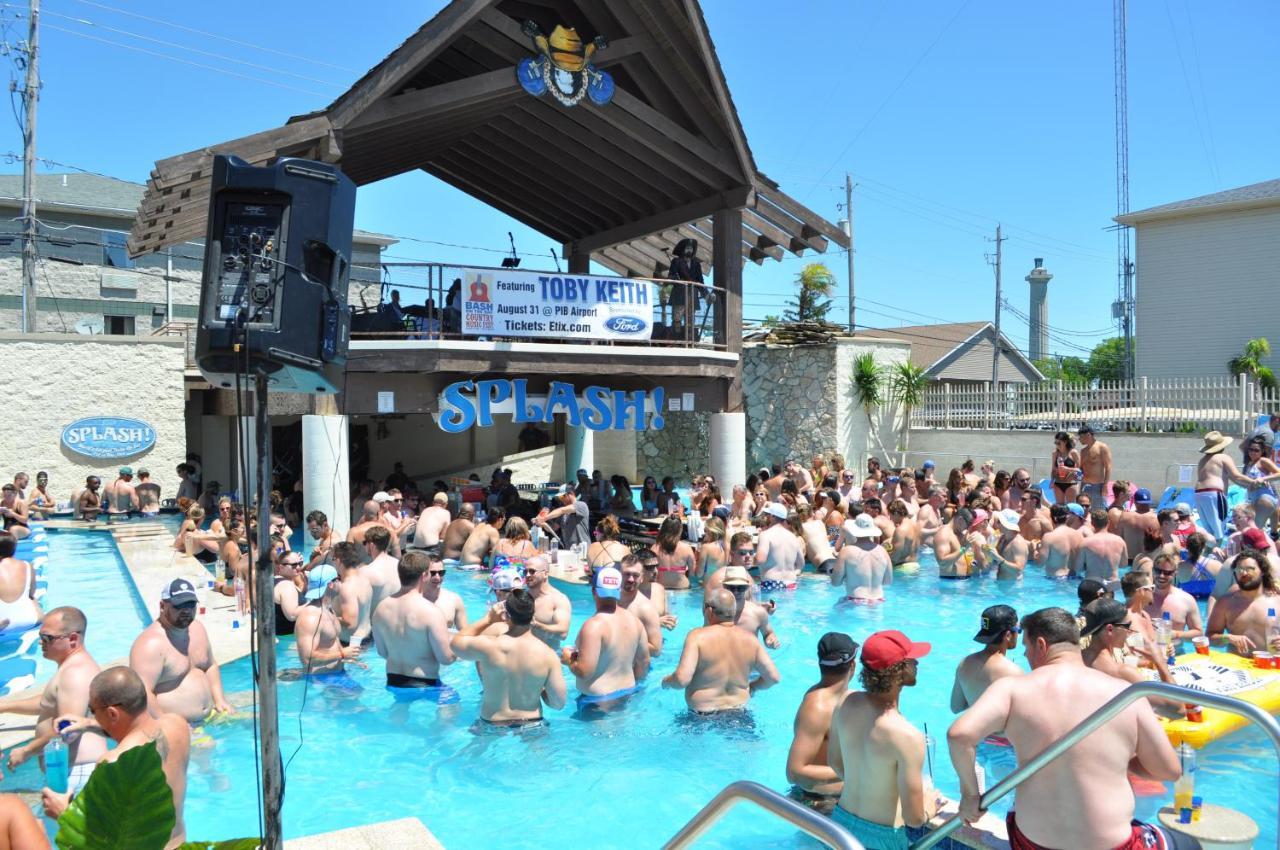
left=912, top=681, right=1280, bottom=850
left=662, top=780, right=866, bottom=850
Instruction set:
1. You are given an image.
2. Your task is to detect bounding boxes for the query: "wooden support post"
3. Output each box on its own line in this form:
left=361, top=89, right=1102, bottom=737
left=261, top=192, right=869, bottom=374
left=714, top=206, right=742, bottom=410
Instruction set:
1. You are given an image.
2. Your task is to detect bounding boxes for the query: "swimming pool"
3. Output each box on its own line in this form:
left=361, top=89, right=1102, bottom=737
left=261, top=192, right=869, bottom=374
left=179, top=553, right=1278, bottom=848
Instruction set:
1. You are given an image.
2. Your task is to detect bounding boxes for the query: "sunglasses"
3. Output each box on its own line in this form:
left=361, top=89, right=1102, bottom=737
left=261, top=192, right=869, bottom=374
left=428, top=569, right=447, bottom=577
left=1154, top=568, right=1176, bottom=576
left=37, top=632, right=69, bottom=645
left=734, top=548, right=756, bottom=556
left=523, top=568, right=543, bottom=576
left=282, top=560, right=303, bottom=568
left=1117, top=621, right=1133, bottom=630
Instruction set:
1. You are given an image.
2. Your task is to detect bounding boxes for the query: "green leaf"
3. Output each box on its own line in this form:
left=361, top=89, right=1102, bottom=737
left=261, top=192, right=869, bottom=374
left=56, top=742, right=175, bottom=850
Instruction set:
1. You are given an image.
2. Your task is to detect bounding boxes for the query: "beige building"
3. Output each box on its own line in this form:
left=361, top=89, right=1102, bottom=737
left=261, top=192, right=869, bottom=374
left=1117, top=177, right=1280, bottom=380
left=856, top=321, right=1043, bottom=388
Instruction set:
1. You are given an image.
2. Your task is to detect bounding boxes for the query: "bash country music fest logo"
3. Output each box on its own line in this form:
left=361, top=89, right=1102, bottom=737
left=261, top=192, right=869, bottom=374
left=464, top=272, right=493, bottom=331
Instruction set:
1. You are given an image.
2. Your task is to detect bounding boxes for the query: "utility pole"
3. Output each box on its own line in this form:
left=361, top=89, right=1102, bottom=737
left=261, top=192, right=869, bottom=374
left=990, top=223, right=1005, bottom=388
left=844, top=173, right=855, bottom=333
left=19, top=0, right=39, bottom=333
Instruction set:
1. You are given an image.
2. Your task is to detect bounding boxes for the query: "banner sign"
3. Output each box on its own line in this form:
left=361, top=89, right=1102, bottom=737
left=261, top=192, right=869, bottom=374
left=458, top=267, right=653, bottom=341
left=62, top=417, right=156, bottom=459
left=437, top=379, right=665, bottom=433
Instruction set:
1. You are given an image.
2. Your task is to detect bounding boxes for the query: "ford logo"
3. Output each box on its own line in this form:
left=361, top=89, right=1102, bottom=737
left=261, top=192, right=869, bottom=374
left=61, top=417, right=156, bottom=459
left=604, top=316, right=647, bottom=335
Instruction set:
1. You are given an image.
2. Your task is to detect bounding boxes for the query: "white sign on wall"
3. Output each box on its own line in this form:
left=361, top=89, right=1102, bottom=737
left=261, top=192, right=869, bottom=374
left=457, top=266, right=653, bottom=341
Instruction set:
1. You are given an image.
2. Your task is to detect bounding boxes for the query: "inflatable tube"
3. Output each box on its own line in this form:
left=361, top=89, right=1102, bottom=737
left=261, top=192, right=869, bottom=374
left=1035, top=479, right=1056, bottom=506
left=1161, top=651, right=1280, bottom=748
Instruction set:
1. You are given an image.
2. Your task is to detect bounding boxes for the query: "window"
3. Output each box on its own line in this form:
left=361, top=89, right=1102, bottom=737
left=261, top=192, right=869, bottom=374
left=105, top=315, right=135, bottom=335
left=103, top=232, right=134, bottom=269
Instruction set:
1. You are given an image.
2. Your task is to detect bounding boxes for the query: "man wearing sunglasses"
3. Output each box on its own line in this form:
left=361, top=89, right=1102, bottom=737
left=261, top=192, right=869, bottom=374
left=372, top=551, right=457, bottom=700
left=524, top=556, right=571, bottom=652
left=0, top=607, right=105, bottom=794
left=951, top=605, right=1023, bottom=790
left=1145, top=552, right=1203, bottom=651
left=129, top=578, right=232, bottom=722
left=1080, top=597, right=1174, bottom=689
left=273, top=555, right=307, bottom=637
left=420, top=555, right=467, bottom=631
left=617, top=554, right=662, bottom=657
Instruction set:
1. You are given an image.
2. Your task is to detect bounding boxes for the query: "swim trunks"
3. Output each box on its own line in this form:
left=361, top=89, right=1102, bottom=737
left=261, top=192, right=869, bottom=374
left=759, top=579, right=796, bottom=592
left=1194, top=488, right=1228, bottom=541
left=829, top=806, right=909, bottom=850
left=787, top=785, right=839, bottom=816
left=386, top=673, right=460, bottom=704
left=1081, top=482, right=1109, bottom=508
left=575, top=682, right=643, bottom=710
left=311, top=669, right=363, bottom=694
left=1006, top=812, right=1198, bottom=850
left=938, top=574, right=971, bottom=581
left=846, top=596, right=885, bottom=604
left=470, top=717, right=548, bottom=735
left=894, top=561, right=921, bottom=574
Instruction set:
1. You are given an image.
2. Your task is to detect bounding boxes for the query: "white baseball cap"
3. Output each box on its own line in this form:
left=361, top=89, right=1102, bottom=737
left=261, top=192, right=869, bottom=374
left=762, top=502, right=788, bottom=521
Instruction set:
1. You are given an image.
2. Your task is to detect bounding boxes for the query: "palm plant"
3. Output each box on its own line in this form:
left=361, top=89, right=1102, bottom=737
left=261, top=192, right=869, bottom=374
left=1229, top=337, right=1277, bottom=391
left=783, top=263, right=836, bottom=324
left=852, top=352, right=892, bottom=460
left=890, top=361, right=931, bottom=453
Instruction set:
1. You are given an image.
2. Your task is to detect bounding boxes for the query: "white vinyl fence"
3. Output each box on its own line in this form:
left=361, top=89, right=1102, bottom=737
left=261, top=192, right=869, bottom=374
left=910, top=375, right=1280, bottom=434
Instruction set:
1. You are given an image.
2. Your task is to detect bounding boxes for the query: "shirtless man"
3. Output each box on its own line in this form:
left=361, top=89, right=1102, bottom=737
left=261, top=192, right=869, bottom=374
left=1112, top=485, right=1158, bottom=563
left=460, top=508, right=505, bottom=568
left=372, top=552, right=457, bottom=693
left=831, top=515, right=892, bottom=602
left=349, top=500, right=398, bottom=556
left=359, top=526, right=400, bottom=616
left=560, top=566, right=649, bottom=711
left=1105, top=480, right=1131, bottom=533
left=1077, top=425, right=1113, bottom=508
left=43, top=668, right=191, bottom=849
left=1007, top=468, right=1031, bottom=511
left=934, top=507, right=982, bottom=579
left=638, top=551, right=677, bottom=630
left=134, top=469, right=161, bottom=515
left=0, top=608, right=105, bottom=794
left=755, top=503, right=804, bottom=591
left=948, top=607, right=1182, bottom=849
left=618, top=554, right=663, bottom=656
left=917, top=485, right=946, bottom=546
left=0, top=485, right=29, bottom=541
left=1078, top=509, right=1127, bottom=587
left=411, top=492, right=453, bottom=556
left=451, top=589, right=567, bottom=728
left=129, top=578, right=231, bottom=722
left=1196, top=431, right=1254, bottom=542
left=828, top=630, right=937, bottom=847
left=441, top=503, right=475, bottom=562
left=76, top=476, right=102, bottom=522
left=987, top=510, right=1029, bottom=581
left=886, top=500, right=921, bottom=569
left=104, top=467, right=137, bottom=516
left=1119, top=571, right=1160, bottom=648
left=797, top=503, right=836, bottom=573
left=330, top=542, right=373, bottom=648
left=1016, top=490, right=1051, bottom=543
left=304, top=510, right=338, bottom=572
left=293, top=599, right=352, bottom=673
left=662, top=588, right=780, bottom=714
left=786, top=632, right=857, bottom=811
left=420, top=554, right=467, bottom=631
left=721, top=566, right=779, bottom=648
left=1081, top=597, right=1175, bottom=692
left=1065, top=501, right=1092, bottom=538
left=1147, top=552, right=1204, bottom=649
left=1206, top=550, right=1280, bottom=656
left=524, top=555, right=571, bottom=651
left=1036, top=504, right=1082, bottom=578
left=951, top=605, right=1022, bottom=713
left=763, top=465, right=787, bottom=501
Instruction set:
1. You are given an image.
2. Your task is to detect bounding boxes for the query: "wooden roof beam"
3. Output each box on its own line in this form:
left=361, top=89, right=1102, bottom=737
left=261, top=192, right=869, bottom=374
left=342, top=66, right=520, bottom=135
left=755, top=185, right=849, bottom=248
left=566, top=185, right=752, bottom=256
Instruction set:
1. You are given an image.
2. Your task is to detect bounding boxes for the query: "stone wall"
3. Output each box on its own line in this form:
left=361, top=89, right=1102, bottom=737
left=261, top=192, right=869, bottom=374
left=0, top=333, right=187, bottom=499
left=637, top=412, right=710, bottom=481
left=743, top=343, right=838, bottom=470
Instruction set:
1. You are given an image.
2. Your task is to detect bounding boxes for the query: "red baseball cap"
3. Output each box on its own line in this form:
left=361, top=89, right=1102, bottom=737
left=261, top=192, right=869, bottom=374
left=1242, top=527, right=1270, bottom=551
left=861, top=630, right=931, bottom=671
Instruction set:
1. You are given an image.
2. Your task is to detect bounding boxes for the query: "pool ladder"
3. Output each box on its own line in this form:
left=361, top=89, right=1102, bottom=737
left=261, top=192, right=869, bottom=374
left=663, top=682, right=1280, bottom=850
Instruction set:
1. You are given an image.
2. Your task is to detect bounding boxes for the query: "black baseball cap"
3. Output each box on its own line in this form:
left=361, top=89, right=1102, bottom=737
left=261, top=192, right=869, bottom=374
left=1077, top=578, right=1110, bottom=608
left=1080, top=598, right=1128, bottom=638
left=160, top=577, right=197, bottom=606
left=817, top=632, right=858, bottom=667
left=973, top=605, right=1019, bottom=644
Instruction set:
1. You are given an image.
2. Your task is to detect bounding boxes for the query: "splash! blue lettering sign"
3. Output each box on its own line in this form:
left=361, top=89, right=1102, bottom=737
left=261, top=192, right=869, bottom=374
left=61, top=417, right=157, bottom=459
left=438, top=380, right=665, bottom=434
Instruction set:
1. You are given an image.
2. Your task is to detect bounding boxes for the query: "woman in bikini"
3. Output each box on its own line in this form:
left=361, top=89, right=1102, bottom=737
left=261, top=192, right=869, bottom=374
left=1050, top=431, right=1082, bottom=504
left=1242, top=436, right=1280, bottom=532
left=693, top=517, right=728, bottom=584
left=587, top=514, right=631, bottom=568
left=1176, top=531, right=1222, bottom=600
left=651, top=515, right=695, bottom=590
left=495, top=517, right=538, bottom=562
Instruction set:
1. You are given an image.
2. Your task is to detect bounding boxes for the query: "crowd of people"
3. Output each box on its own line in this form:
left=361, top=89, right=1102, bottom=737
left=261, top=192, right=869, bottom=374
left=2, top=420, right=1278, bottom=847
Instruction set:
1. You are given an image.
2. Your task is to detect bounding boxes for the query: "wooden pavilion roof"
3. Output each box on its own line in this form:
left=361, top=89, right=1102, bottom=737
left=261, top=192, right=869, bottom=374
left=126, top=0, right=849, bottom=276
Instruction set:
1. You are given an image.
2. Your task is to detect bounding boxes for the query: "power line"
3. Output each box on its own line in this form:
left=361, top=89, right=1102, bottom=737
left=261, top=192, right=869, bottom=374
left=42, top=23, right=330, bottom=97
left=62, top=0, right=361, bottom=73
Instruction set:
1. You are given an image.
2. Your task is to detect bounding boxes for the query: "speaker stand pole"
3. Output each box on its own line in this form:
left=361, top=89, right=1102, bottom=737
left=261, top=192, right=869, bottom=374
left=253, top=371, right=284, bottom=849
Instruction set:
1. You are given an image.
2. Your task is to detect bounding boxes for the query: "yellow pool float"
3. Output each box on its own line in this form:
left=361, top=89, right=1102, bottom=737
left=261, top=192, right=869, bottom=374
left=1161, top=650, right=1280, bottom=748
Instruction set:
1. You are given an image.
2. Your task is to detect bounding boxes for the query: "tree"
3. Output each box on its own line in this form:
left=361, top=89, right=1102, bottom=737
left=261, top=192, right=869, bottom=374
left=783, top=263, right=836, bottom=324
left=1033, top=355, right=1089, bottom=384
left=852, top=353, right=892, bottom=460
left=1086, top=337, right=1126, bottom=383
left=1229, top=337, right=1277, bottom=391
left=890, top=361, right=930, bottom=452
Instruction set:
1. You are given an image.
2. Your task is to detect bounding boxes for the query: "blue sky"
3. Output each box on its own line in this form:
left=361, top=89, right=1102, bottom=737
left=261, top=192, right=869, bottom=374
left=9, top=0, right=1278, bottom=360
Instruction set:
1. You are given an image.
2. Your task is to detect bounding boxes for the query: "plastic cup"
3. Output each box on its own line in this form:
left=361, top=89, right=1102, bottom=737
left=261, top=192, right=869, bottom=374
left=1185, top=704, right=1203, bottom=723
left=1253, top=651, right=1272, bottom=669
left=1192, top=636, right=1210, bottom=655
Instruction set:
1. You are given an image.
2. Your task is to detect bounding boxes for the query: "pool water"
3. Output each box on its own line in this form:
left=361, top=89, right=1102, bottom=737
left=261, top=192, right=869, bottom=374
left=180, top=552, right=1279, bottom=848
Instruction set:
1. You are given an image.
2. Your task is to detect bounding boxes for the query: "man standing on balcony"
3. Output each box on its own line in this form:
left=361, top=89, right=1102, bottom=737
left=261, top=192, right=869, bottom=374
left=1077, top=425, right=1112, bottom=508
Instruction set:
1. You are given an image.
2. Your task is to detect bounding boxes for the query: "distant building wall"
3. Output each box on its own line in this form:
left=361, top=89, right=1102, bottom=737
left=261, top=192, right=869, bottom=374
left=0, top=333, right=186, bottom=499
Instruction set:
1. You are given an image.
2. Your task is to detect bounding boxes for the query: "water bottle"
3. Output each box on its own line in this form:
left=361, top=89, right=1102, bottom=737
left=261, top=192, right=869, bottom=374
left=44, top=735, right=69, bottom=794
left=1173, top=743, right=1196, bottom=813
left=233, top=576, right=247, bottom=615
left=1161, top=612, right=1176, bottom=663
left=214, top=557, right=226, bottom=583
left=1267, top=607, right=1279, bottom=652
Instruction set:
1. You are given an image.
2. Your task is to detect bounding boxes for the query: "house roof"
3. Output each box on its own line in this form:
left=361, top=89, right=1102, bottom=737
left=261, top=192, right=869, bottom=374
left=856, top=321, right=1044, bottom=380
left=0, top=172, right=395, bottom=247
left=1116, top=177, right=1280, bottom=226
left=125, top=0, right=846, bottom=274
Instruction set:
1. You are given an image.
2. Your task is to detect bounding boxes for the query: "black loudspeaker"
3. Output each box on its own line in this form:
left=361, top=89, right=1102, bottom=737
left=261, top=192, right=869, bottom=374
left=196, top=155, right=356, bottom=394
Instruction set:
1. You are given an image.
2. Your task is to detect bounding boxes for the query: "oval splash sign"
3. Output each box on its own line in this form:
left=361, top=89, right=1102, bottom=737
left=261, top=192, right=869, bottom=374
left=61, top=417, right=156, bottom=459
